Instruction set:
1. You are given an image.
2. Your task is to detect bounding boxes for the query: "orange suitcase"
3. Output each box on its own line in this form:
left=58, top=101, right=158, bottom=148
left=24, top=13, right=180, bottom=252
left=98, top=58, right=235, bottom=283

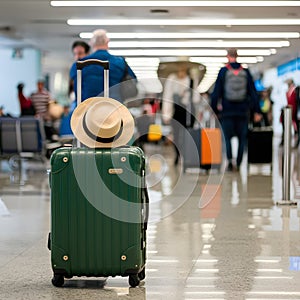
left=200, top=128, right=222, bottom=170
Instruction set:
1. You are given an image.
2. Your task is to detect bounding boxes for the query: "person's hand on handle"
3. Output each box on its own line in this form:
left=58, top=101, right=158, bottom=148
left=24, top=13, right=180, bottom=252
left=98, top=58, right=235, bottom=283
left=253, top=113, right=262, bottom=123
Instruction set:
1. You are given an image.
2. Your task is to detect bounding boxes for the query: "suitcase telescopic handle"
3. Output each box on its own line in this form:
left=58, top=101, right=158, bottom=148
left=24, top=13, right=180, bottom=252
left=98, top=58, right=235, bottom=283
left=76, top=59, right=110, bottom=147
left=76, top=58, right=110, bottom=105
left=76, top=59, right=109, bottom=70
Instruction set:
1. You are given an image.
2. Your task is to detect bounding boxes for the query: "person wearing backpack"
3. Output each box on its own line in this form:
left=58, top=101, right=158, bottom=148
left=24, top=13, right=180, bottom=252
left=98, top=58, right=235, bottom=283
left=211, top=48, right=262, bottom=171
left=280, top=79, right=299, bottom=148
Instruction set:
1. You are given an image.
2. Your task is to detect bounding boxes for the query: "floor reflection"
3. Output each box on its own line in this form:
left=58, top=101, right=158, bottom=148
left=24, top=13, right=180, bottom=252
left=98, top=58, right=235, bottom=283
left=0, top=159, right=50, bottom=195
left=0, top=141, right=300, bottom=299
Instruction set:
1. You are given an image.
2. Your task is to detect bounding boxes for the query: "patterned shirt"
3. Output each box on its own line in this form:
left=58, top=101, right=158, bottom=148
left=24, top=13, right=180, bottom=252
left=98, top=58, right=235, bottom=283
left=31, top=89, right=51, bottom=119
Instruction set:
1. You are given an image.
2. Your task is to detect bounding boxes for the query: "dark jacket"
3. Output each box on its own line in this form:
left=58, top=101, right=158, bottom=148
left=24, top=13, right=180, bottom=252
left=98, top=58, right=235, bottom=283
left=211, top=62, right=261, bottom=118
left=70, top=50, right=136, bottom=103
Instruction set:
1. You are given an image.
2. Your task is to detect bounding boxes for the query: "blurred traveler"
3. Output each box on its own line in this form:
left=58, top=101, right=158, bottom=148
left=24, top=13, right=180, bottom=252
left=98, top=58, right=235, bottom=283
left=162, top=64, right=200, bottom=165
left=0, top=105, right=12, bottom=118
left=72, top=40, right=90, bottom=61
left=135, top=108, right=153, bottom=151
left=31, top=79, right=58, bottom=141
left=211, top=48, right=261, bottom=171
left=17, top=83, right=35, bottom=116
left=280, top=79, right=298, bottom=146
left=259, top=88, right=273, bottom=127
left=69, top=40, right=91, bottom=103
left=198, top=92, right=212, bottom=127
left=70, top=29, right=137, bottom=103
left=59, top=40, right=91, bottom=138
left=286, top=79, right=297, bottom=127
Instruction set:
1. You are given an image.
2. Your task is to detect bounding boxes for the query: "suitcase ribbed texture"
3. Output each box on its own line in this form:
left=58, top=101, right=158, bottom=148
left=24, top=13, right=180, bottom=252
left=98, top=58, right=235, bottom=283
left=50, top=147, right=146, bottom=277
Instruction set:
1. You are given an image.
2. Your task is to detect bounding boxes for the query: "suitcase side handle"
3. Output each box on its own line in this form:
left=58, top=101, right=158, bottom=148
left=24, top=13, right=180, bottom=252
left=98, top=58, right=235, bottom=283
left=76, top=59, right=109, bottom=70
left=142, top=185, right=149, bottom=231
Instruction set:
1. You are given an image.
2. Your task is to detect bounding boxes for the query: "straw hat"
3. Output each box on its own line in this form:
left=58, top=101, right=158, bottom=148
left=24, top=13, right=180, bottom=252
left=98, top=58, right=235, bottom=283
left=71, top=97, right=134, bottom=148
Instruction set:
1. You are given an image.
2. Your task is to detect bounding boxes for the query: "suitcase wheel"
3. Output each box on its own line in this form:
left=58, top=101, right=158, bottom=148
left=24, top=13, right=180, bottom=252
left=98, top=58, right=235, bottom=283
left=52, top=274, right=64, bottom=287
left=129, top=274, right=140, bottom=287
left=138, top=267, right=145, bottom=281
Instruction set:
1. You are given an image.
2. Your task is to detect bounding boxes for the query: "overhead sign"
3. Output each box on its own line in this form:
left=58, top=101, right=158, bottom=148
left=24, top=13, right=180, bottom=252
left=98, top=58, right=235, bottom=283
left=277, top=57, right=300, bottom=76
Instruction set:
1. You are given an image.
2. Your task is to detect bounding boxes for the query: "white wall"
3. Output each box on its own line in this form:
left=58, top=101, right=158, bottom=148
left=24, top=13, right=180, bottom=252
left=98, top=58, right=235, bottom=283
left=42, top=52, right=71, bottom=107
left=0, top=48, right=41, bottom=116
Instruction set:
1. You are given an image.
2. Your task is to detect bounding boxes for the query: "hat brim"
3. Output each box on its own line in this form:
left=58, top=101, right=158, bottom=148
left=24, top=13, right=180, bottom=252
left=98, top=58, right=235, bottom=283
left=71, top=97, right=135, bottom=148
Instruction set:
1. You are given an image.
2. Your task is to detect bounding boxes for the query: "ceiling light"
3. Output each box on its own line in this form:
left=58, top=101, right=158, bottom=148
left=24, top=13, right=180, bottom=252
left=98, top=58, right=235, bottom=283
left=237, top=50, right=272, bottom=56
left=134, top=71, right=158, bottom=74
left=237, top=57, right=261, bottom=63
left=126, top=57, right=160, bottom=62
left=254, top=259, right=281, bottom=263
left=80, top=32, right=300, bottom=40
left=125, top=57, right=160, bottom=64
left=253, top=276, right=293, bottom=279
left=125, top=56, right=260, bottom=65
left=247, top=292, right=300, bottom=295
left=110, top=49, right=227, bottom=56
left=205, top=69, right=220, bottom=73
left=204, top=73, right=219, bottom=77
left=68, top=18, right=300, bottom=26
left=126, top=63, right=160, bottom=68
left=190, top=57, right=260, bottom=63
left=109, top=41, right=289, bottom=48
left=204, top=68, right=222, bottom=72
left=131, top=66, right=158, bottom=70
left=124, top=55, right=260, bottom=64
left=52, top=1, right=300, bottom=7
left=256, top=56, right=264, bottom=62
left=257, top=269, right=283, bottom=272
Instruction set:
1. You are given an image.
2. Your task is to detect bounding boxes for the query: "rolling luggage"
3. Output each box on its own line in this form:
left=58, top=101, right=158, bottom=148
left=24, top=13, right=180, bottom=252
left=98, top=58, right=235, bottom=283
left=200, top=128, right=222, bottom=170
left=48, top=59, right=148, bottom=288
left=248, top=126, right=273, bottom=165
left=183, top=122, right=222, bottom=172
left=183, top=127, right=200, bottom=172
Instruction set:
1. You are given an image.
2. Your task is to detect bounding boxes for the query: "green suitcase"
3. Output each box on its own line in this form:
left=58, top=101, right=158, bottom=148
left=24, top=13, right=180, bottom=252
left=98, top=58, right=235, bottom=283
left=48, top=146, right=148, bottom=287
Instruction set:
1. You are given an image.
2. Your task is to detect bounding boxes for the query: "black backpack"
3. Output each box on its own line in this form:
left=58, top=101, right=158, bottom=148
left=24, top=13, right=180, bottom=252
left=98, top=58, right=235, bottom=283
left=224, top=64, right=248, bottom=102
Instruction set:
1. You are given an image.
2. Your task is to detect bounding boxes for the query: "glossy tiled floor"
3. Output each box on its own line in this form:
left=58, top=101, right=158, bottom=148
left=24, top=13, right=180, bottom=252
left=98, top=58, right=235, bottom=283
left=0, top=138, right=300, bottom=300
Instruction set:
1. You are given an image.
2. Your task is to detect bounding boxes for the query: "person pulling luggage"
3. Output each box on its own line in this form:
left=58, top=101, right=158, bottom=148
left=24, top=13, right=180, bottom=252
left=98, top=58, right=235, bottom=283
left=211, top=48, right=262, bottom=171
left=162, top=64, right=200, bottom=165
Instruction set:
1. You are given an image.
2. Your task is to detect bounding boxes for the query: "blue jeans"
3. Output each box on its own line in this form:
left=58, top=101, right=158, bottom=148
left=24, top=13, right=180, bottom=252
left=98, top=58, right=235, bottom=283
left=221, top=116, right=248, bottom=166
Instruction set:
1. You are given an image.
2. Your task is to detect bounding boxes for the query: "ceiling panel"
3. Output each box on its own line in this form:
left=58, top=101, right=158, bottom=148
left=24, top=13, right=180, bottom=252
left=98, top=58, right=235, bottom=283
left=0, top=0, right=299, bottom=75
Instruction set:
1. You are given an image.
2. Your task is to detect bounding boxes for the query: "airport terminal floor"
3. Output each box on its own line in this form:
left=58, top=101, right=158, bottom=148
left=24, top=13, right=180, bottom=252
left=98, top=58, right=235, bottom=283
left=0, top=137, right=300, bottom=300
